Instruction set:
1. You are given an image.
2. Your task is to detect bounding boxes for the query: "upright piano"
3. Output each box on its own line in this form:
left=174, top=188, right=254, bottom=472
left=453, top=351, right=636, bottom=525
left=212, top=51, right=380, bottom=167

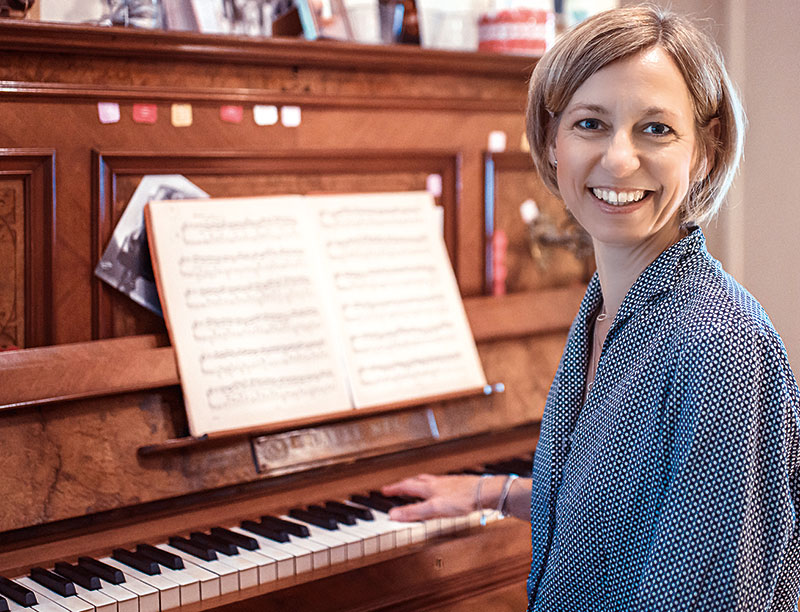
left=0, top=20, right=590, bottom=611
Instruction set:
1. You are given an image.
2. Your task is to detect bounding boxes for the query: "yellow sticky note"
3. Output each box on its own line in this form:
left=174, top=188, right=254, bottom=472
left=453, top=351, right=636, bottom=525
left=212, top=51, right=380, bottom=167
left=520, top=132, right=530, bottom=152
left=171, top=103, right=193, bottom=127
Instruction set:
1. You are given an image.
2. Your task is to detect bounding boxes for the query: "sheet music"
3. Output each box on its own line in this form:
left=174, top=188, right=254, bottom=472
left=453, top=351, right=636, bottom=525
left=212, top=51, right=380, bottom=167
left=309, top=192, right=486, bottom=408
left=146, top=196, right=352, bottom=436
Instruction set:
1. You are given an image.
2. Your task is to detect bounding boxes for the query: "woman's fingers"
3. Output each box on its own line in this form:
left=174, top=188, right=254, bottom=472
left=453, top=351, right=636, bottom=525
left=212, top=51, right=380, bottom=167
left=388, top=500, right=438, bottom=522
left=381, top=474, right=435, bottom=498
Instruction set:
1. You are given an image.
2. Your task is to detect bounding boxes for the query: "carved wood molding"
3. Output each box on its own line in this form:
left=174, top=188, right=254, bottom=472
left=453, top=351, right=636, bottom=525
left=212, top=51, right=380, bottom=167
left=0, top=21, right=537, bottom=78
left=0, top=80, right=525, bottom=113
left=0, top=148, right=55, bottom=348
left=91, top=150, right=461, bottom=340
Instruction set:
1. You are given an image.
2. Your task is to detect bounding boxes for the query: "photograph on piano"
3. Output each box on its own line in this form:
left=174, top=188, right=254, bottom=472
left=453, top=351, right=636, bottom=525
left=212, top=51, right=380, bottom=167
left=0, top=1, right=799, bottom=612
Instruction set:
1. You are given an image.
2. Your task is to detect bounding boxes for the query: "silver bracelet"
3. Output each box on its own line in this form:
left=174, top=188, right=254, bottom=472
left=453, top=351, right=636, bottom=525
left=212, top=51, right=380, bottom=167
left=476, top=474, right=492, bottom=526
left=496, top=474, right=519, bottom=519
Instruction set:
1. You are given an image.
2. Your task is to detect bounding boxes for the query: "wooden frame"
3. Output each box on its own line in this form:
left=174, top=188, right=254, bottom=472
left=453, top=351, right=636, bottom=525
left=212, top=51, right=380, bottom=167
left=0, top=149, right=55, bottom=348
left=92, top=150, right=461, bottom=340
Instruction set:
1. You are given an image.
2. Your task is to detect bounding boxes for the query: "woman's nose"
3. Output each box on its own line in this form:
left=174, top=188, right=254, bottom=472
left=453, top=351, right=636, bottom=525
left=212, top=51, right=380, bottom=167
left=601, top=132, right=640, bottom=177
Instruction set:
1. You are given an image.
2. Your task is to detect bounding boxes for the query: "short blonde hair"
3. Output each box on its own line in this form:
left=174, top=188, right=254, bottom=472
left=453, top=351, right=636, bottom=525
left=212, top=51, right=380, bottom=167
left=526, top=5, right=745, bottom=223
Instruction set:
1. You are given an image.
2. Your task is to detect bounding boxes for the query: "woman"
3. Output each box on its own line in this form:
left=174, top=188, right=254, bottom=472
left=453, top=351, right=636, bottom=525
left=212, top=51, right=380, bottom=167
left=383, top=5, right=800, bottom=610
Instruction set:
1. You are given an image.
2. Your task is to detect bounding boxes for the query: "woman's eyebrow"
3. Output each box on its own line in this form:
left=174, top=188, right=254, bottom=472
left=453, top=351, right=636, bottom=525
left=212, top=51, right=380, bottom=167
left=564, top=103, right=607, bottom=115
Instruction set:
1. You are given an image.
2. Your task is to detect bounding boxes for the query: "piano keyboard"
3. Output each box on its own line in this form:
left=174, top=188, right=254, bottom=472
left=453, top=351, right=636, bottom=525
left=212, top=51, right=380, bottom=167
left=1, top=459, right=532, bottom=612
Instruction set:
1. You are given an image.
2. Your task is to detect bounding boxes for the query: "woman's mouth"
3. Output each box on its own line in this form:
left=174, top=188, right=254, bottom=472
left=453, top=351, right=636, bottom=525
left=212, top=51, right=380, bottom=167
left=589, top=187, right=654, bottom=213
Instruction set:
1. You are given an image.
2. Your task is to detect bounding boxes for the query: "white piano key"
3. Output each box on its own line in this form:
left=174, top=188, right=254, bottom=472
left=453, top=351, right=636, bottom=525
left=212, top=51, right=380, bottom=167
left=467, top=510, right=483, bottom=528
left=279, top=515, right=349, bottom=563
left=71, top=584, right=117, bottom=612
left=157, top=545, right=237, bottom=595
left=354, top=517, right=396, bottom=551
left=359, top=508, right=416, bottom=546
left=452, top=514, right=471, bottom=531
left=222, top=549, right=276, bottom=585
left=6, top=591, right=69, bottom=612
left=290, top=520, right=364, bottom=561
left=203, top=552, right=258, bottom=591
left=95, top=579, right=140, bottom=612
left=334, top=521, right=380, bottom=556
left=229, top=527, right=311, bottom=577
left=101, top=557, right=180, bottom=610
left=100, top=575, right=159, bottom=612
left=152, top=555, right=219, bottom=601
left=14, top=577, right=92, bottom=612
left=153, top=565, right=200, bottom=606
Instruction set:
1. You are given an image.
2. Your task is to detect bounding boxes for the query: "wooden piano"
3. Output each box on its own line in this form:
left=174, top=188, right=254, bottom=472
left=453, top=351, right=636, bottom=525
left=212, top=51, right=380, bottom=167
left=0, top=20, right=590, bottom=611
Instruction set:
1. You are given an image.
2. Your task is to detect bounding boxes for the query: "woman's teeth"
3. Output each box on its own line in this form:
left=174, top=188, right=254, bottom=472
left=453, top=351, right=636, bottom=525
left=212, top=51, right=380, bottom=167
left=591, top=188, right=647, bottom=205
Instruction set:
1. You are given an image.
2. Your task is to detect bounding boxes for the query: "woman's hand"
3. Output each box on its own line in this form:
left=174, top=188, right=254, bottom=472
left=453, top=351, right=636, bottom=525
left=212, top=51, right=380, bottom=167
left=381, top=474, right=482, bottom=522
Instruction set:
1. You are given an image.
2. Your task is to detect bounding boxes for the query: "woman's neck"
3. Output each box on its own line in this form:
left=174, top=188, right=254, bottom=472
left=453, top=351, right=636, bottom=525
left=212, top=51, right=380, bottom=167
left=593, top=221, right=685, bottom=321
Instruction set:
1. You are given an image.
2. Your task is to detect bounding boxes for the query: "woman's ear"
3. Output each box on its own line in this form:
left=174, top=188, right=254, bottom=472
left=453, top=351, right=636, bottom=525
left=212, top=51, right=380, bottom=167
left=695, top=117, right=721, bottom=182
left=549, top=146, right=558, bottom=167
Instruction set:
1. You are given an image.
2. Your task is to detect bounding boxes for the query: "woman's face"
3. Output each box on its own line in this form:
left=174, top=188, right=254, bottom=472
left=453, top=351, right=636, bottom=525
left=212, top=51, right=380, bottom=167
left=553, top=46, right=701, bottom=249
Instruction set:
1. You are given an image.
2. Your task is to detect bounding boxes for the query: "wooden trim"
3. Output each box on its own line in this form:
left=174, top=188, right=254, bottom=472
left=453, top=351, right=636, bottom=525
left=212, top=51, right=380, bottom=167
left=0, top=20, right=538, bottom=78
left=0, top=286, right=580, bottom=411
left=92, top=150, right=461, bottom=339
left=0, top=80, right=525, bottom=113
left=464, top=285, right=585, bottom=342
left=0, top=149, right=55, bottom=348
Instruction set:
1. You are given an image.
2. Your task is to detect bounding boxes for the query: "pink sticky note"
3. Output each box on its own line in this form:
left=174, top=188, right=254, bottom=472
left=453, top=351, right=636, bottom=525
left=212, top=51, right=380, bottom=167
left=132, top=104, right=158, bottom=124
left=220, top=105, right=244, bottom=123
left=97, top=102, right=120, bottom=124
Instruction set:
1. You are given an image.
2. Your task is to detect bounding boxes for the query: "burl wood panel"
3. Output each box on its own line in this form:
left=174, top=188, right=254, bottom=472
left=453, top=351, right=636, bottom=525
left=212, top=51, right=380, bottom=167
left=0, top=181, right=24, bottom=348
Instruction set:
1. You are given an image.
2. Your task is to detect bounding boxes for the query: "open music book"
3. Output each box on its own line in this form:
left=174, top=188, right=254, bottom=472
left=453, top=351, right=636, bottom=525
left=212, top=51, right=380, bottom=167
left=145, top=192, right=486, bottom=436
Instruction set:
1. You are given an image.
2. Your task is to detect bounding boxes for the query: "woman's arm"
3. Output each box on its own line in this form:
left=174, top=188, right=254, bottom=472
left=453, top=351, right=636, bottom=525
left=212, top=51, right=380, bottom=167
left=381, top=473, right=532, bottom=522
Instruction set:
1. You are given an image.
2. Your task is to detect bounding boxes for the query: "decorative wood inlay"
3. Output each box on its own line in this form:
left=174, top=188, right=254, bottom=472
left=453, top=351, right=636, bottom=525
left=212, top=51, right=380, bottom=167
left=92, top=150, right=460, bottom=340
left=0, top=149, right=55, bottom=348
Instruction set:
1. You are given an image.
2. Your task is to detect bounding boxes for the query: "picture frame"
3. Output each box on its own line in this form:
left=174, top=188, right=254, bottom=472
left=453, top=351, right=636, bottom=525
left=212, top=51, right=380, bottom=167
left=296, top=0, right=354, bottom=41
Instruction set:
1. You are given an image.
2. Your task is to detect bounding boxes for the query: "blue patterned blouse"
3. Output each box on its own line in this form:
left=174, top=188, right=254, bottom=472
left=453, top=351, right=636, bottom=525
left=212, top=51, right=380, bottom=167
left=527, top=227, right=800, bottom=611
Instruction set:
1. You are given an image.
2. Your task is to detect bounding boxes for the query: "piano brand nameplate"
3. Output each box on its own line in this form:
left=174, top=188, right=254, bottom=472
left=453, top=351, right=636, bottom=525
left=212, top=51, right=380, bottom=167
left=252, top=409, right=436, bottom=475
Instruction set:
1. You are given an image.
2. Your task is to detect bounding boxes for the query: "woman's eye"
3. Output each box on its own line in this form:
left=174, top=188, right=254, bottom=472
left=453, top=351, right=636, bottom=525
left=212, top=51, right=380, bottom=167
left=576, top=118, right=601, bottom=130
left=644, top=122, right=672, bottom=136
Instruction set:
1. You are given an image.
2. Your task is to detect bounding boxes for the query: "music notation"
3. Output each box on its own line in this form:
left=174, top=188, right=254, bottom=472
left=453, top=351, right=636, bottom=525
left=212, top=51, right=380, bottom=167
left=145, top=192, right=485, bottom=435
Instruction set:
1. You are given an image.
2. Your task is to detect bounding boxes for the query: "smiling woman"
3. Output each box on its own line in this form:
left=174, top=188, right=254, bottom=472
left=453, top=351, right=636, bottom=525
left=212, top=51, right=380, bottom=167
left=383, top=5, right=800, bottom=612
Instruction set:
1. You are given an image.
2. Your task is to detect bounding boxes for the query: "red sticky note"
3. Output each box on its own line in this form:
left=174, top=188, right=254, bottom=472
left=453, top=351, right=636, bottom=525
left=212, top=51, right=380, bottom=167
left=220, top=105, right=244, bottom=123
left=133, top=103, right=158, bottom=124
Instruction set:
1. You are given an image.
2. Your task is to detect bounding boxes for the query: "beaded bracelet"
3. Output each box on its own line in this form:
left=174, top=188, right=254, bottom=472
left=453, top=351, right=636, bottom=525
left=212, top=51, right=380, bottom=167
left=496, top=473, right=519, bottom=519
left=475, top=474, right=493, bottom=526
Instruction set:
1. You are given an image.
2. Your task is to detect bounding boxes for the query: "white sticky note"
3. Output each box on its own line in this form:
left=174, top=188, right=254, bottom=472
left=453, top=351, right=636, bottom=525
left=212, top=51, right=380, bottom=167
left=171, top=103, right=193, bottom=127
left=488, top=130, right=507, bottom=153
left=254, top=104, right=279, bottom=126
left=98, top=102, right=120, bottom=124
left=280, top=106, right=302, bottom=127
left=426, top=173, right=443, bottom=197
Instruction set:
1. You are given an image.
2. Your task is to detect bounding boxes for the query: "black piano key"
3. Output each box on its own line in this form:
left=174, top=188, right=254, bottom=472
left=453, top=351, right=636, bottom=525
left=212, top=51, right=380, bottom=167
left=112, top=548, right=161, bottom=575
left=260, top=515, right=310, bottom=538
left=189, top=532, right=239, bottom=556
left=350, top=494, right=394, bottom=514
left=53, top=562, right=101, bottom=590
left=136, top=544, right=185, bottom=570
left=0, top=576, right=37, bottom=606
left=240, top=520, right=290, bottom=543
left=325, top=501, right=374, bottom=521
left=169, top=536, right=218, bottom=561
left=77, top=557, right=125, bottom=584
left=309, top=504, right=356, bottom=525
left=210, top=527, right=259, bottom=551
left=369, top=490, right=407, bottom=507
left=289, top=508, right=338, bottom=530
left=0, top=595, right=8, bottom=612
left=30, top=567, right=77, bottom=597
